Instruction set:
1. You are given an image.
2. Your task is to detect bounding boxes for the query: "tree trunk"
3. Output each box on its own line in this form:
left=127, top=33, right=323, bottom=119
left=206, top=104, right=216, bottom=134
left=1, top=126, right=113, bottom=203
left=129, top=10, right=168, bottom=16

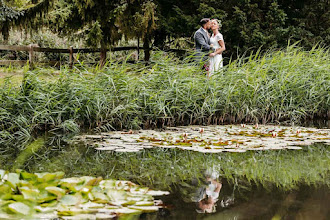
left=154, top=29, right=166, bottom=49
left=1, top=23, right=9, bottom=44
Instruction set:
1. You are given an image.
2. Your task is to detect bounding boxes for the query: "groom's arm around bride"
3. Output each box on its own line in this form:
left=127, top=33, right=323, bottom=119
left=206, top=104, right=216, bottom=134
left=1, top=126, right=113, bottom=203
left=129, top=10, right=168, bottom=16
left=194, top=18, right=214, bottom=63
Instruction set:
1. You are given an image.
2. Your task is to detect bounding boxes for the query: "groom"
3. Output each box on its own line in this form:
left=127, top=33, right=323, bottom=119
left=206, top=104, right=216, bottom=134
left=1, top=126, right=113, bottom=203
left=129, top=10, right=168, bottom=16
left=194, top=18, right=214, bottom=65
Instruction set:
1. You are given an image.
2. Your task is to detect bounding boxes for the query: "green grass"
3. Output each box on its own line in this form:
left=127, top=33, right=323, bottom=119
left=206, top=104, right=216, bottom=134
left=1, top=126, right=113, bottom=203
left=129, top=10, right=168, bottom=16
left=0, top=45, right=329, bottom=145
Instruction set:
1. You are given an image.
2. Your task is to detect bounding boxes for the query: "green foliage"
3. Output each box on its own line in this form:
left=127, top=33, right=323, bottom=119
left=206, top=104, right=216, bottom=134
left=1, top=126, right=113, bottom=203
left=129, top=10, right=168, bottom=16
left=153, top=0, right=329, bottom=56
left=49, top=0, right=122, bottom=48
left=2, top=0, right=329, bottom=58
left=0, top=46, right=329, bottom=145
left=0, top=0, right=52, bottom=42
left=86, top=21, right=102, bottom=48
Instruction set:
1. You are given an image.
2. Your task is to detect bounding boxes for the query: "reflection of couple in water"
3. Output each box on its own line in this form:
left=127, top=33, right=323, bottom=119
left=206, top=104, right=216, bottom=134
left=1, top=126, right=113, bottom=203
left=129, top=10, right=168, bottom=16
left=194, top=169, right=222, bottom=213
left=178, top=167, right=235, bottom=214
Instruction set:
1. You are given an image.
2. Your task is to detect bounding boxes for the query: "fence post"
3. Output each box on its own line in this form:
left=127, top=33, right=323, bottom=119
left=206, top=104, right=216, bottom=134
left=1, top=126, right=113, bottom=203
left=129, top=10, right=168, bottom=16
left=100, top=49, right=106, bottom=68
left=69, top=46, right=74, bottom=69
left=137, top=38, right=140, bottom=61
left=28, top=44, right=35, bottom=69
left=143, top=37, right=150, bottom=62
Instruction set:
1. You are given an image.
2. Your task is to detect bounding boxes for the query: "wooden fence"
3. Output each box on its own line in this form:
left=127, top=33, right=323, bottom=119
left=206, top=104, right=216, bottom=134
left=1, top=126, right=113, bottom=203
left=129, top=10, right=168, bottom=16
left=0, top=45, right=188, bottom=68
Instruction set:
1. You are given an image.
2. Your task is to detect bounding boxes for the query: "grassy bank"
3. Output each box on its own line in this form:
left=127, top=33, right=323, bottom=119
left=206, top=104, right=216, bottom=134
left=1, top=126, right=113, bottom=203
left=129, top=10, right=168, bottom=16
left=1, top=45, right=329, bottom=145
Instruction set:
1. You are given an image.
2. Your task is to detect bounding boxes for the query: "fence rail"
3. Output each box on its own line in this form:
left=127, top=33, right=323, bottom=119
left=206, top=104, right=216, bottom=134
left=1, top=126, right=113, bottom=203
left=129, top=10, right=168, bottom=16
left=0, top=45, right=147, bottom=68
left=0, top=45, right=189, bottom=68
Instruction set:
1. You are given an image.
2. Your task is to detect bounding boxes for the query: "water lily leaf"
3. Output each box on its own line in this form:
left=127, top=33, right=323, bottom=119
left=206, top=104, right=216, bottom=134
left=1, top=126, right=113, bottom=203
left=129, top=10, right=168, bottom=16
left=79, top=186, right=93, bottom=194
left=61, top=214, right=97, bottom=219
left=12, top=195, right=25, bottom=202
left=20, top=188, right=39, bottom=201
left=39, top=200, right=58, bottom=207
left=0, top=193, right=12, bottom=200
left=36, top=173, right=57, bottom=182
left=36, top=191, right=57, bottom=204
left=8, top=202, right=31, bottom=215
left=60, top=182, right=78, bottom=193
left=146, top=190, right=170, bottom=196
left=86, top=177, right=103, bottom=186
left=0, top=170, right=5, bottom=179
left=35, top=206, right=57, bottom=213
left=134, top=201, right=155, bottom=206
left=60, top=195, right=80, bottom=206
left=20, top=172, right=37, bottom=180
left=112, top=207, right=142, bottom=214
left=128, top=205, right=159, bottom=212
left=78, top=201, right=105, bottom=209
left=46, top=186, right=66, bottom=199
left=61, top=177, right=84, bottom=184
left=99, top=180, right=116, bottom=189
left=107, top=190, right=127, bottom=202
left=7, top=173, right=20, bottom=188
left=32, top=212, right=58, bottom=219
left=92, top=192, right=109, bottom=203
left=54, top=171, right=65, bottom=179
left=0, top=184, right=12, bottom=197
left=0, top=213, right=13, bottom=219
left=95, top=213, right=117, bottom=219
left=80, top=125, right=330, bottom=153
left=0, top=170, right=166, bottom=218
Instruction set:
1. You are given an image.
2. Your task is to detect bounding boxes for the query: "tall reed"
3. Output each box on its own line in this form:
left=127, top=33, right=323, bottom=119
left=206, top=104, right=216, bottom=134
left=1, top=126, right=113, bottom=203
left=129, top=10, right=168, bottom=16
left=0, top=45, right=329, bottom=145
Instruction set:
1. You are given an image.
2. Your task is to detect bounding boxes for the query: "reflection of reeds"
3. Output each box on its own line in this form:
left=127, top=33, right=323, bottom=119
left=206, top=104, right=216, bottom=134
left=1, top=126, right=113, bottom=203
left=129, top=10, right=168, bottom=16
left=1, top=45, right=329, bottom=145
left=5, top=139, right=329, bottom=191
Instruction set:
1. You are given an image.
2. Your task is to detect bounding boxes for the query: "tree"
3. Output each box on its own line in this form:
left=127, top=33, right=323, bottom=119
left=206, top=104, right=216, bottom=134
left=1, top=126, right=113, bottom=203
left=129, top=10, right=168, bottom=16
left=0, top=0, right=52, bottom=43
left=117, top=0, right=157, bottom=61
left=49, top=0, right=157, bottom=61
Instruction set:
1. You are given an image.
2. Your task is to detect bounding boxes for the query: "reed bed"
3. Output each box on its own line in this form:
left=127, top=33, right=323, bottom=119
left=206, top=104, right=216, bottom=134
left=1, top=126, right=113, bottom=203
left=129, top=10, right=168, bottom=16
left=0, top=45, right=329, bottom=145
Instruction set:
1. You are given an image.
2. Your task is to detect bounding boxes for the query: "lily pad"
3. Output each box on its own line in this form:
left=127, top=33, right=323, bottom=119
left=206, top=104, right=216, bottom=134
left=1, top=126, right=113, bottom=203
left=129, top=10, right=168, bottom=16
left=60, top=195, right=81, bottom=206
left=0, top=170, right=167, bottom=219
left=0, top=170, right=5, bottom=179
left=8, top=202, right=31, bottom=215
left=128, top=205, right=159, bottom=212
left=74, top=125, right=330, bottom=153
left=7, top=173, right=20, bottom=188
left=46, top=186, right=66, bottom=199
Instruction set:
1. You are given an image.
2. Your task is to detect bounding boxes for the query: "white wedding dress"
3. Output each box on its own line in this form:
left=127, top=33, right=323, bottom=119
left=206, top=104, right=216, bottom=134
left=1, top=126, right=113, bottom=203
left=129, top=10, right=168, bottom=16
left=209, top=33, right=224, bottom=75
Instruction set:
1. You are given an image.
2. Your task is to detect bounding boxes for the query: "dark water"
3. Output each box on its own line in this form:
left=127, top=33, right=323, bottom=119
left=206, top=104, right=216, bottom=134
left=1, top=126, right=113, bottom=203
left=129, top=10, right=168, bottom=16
left=1, top=130, right=329, bottom=220
left=154, top=183, right=330, bottom=220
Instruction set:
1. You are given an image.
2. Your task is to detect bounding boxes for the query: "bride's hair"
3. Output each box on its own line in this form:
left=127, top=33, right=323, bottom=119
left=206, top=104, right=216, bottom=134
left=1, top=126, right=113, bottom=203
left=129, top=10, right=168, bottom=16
left=211, top=19, right=222, bottom=28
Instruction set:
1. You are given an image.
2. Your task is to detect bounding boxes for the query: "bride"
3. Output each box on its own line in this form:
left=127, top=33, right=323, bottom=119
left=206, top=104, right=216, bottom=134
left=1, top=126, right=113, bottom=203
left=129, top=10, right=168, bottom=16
left=208, top=19, right=226, bottom=76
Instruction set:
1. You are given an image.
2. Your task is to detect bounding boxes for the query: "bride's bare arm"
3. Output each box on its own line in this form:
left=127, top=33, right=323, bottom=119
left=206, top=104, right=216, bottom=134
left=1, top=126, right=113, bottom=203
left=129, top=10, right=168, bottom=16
left=215, top=40, right=225, bottom=55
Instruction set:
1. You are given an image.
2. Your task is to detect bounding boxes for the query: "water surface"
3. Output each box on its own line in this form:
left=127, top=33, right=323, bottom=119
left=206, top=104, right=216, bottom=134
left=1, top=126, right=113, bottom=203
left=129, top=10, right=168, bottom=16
left=1, top=128, right=329, bottom=219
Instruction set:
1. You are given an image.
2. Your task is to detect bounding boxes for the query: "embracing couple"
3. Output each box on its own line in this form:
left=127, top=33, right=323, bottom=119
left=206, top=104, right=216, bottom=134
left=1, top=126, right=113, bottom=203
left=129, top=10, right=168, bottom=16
left=194, top=18, right=226, bottom=77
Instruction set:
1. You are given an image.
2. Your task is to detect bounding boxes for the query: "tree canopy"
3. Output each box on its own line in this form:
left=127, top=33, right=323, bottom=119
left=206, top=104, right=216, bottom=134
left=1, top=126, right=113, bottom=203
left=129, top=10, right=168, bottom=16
left=1, top=0, right=329, bottom=56
left=0, top=0, right=51, bottom=42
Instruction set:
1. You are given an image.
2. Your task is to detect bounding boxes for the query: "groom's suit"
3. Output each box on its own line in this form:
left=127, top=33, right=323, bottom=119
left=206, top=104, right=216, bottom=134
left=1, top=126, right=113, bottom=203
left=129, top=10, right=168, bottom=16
left=194, top=27, right=211, bottom=62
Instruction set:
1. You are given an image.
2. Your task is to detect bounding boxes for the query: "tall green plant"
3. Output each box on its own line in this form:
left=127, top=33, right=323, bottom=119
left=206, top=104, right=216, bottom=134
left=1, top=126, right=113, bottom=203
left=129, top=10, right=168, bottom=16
left=0, top=45, right=329, bottom=145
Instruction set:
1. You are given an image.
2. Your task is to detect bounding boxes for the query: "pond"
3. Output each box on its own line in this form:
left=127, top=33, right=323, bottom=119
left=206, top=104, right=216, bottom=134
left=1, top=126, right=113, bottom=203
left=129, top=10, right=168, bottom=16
left=0, top=124, right=329, bottom=219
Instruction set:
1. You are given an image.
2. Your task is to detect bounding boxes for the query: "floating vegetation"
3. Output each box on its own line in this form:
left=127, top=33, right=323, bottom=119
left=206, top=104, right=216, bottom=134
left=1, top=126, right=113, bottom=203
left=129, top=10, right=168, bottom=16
left=0, top=170, right=168, bottom=219
left=74, top=125, right=330, bottom=153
